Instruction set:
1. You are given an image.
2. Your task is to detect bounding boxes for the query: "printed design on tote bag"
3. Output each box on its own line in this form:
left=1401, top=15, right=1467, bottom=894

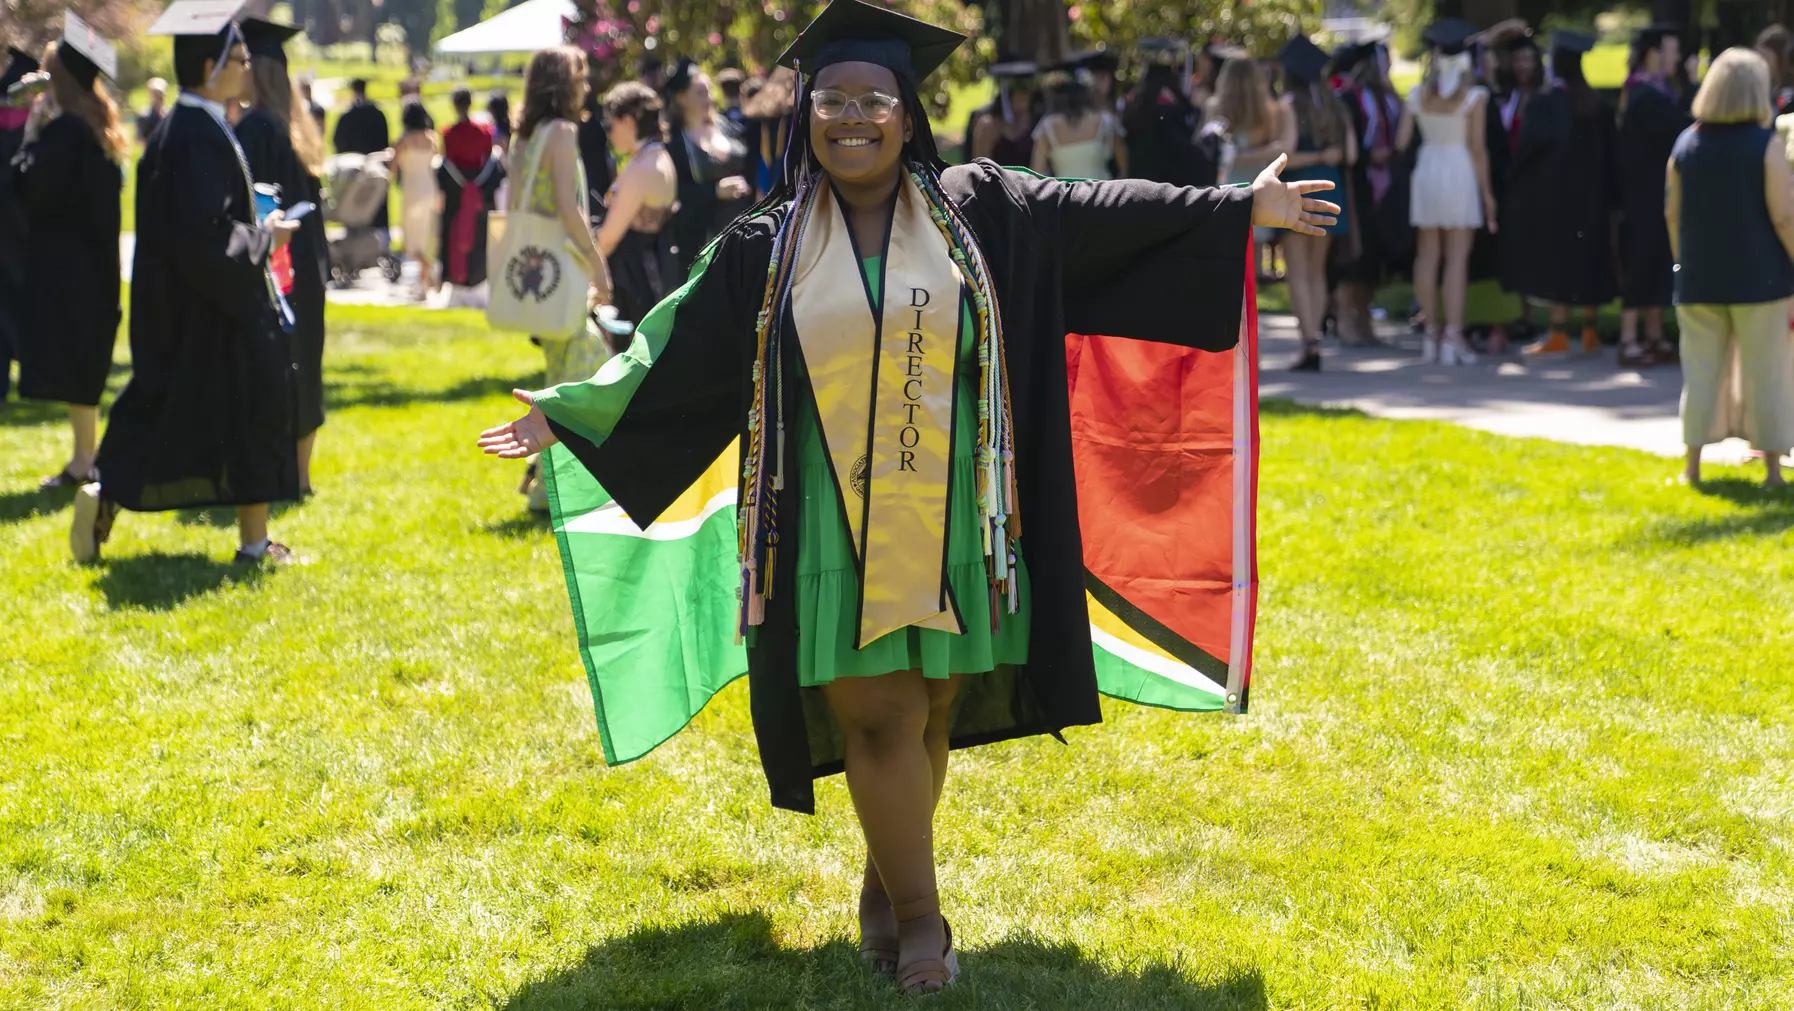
left=506, top=246, right=563, bottom=303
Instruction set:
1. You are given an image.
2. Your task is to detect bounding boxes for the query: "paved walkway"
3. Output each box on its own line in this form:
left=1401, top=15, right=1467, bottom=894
left=1255, top=311, right=1760, bottom=464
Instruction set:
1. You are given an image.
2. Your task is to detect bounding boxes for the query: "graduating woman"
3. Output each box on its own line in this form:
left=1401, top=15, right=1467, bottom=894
left=1505, top=32, right=1618, bottom=357
left=478, top=0, right=1333, bottom=993
left=237, top=18, right=331, bottom=495
left=595, top=81, right=680, bottom=330
left=664, top=59, right=753, bottom=273
left=12, top=25, right=125, bottom=488
left=1615, top=25, right=1691, bottom=367
left=0, top=47, right=39, bottom=404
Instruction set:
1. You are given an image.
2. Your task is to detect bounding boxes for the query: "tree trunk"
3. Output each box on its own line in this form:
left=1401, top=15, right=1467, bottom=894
left=998, top=0, right=1068, bottom=66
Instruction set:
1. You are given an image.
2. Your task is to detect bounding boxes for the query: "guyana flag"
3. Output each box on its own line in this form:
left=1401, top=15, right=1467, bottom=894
left=543, top=251, right=1259, bottom=766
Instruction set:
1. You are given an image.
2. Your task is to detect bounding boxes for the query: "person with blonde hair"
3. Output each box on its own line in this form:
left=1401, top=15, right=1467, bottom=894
left=1397, top=19, right=1496, bottom=366
left=1667, top=46, right=1794, bottom=486
left=13, top=25, right=127, bottom=489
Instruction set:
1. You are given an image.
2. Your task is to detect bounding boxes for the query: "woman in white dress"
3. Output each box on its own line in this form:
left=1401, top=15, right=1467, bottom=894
left=1397, top=19, right=1498, bottom=365
left=1031, top=64, right=1126, bottom=179
left=394, top=101, right=440, bottom=300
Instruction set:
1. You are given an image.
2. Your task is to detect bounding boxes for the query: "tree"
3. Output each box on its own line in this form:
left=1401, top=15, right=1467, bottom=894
left=1067, top=0, right=1329, bottom=60
left=3, top=0, right=166, bottom=90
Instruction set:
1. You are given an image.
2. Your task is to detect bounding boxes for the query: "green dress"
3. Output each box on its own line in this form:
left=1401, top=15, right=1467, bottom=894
left=788, top=256, right=1032, bottom=686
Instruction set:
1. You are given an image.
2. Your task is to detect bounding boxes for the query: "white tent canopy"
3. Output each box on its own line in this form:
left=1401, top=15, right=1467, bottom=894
left=434, top=0, right=575, bottom=55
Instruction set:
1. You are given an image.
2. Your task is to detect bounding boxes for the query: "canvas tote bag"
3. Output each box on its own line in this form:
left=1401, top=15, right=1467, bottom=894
left=486, top=123, right=590, bottom=335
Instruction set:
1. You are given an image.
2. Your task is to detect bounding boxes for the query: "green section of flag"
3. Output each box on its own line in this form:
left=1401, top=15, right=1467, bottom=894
left=1092, top=646, right=1228, bottom=713
left=544, top=446, right=747, bottom=767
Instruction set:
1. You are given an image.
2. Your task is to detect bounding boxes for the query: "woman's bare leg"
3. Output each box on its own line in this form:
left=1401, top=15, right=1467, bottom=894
left=860, top=674, right=962, bottom=914
left=1442, top=228, right=1473, bottom=333
left=68, top=404, right=98, bottom=476
left=824, top=670, right=948, bottom=987
left=1413, top=228, right=1443, bottom=335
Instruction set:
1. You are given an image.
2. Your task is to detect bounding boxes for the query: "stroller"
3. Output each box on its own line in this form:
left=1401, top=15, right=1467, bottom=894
left=324, top=151, right=402, bottom=287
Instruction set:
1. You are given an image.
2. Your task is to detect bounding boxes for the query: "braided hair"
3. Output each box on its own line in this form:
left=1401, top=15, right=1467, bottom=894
left=731, top=75, right=1021, bottom=633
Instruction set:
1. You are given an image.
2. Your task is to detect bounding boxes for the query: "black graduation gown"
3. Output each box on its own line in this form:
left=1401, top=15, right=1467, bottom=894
left=435, top=154, right=504, bottom=287
left=1500, top=88, right=1618, bottom=306
left=12, top=115, right=122, bottom=406
left=544, top=160, right=1253, bottom=813
left=97, top=103, right=298, bottom=511
left=237, top=108, right=329, bottom=437
left=1615, top=82, right=1689, bottom=308
left=667, top=121, right=751, bottom=274
left=333, top=100, right=391, bottom=231
left=577, top=97, right=615, bottom=223
left=0, top=117, right=28, bottom=401
left=1122, top=91, right=1218, bottom=189
left=1336, top=84, right=1404, bottom=285
left=1468, top=80, right=1512, bottom=284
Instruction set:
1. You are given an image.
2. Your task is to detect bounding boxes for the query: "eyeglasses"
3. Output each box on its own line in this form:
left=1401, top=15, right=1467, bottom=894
left=811, top=89, right=902, bottom=123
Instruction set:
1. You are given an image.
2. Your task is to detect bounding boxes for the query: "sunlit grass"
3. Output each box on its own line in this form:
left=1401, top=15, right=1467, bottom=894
left=2, top=303, right=1791, bottom=1008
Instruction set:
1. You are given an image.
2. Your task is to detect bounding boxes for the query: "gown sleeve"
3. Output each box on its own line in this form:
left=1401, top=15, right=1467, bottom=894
left=531, top=215, right=770, bottom=526
left=171, top=131, right=277, bottom=325
left=973, top=161, right=1254, bottom=351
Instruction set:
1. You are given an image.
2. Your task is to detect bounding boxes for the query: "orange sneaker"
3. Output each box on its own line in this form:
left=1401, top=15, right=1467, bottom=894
left=1523, top=330, right=1571, bottom=356
left=1580, top=328, right=1603, bottom=355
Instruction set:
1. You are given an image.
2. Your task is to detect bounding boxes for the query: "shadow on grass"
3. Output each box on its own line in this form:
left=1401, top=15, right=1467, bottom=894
left=500, top=912, right=1267, bottom=1011
left=324, top=373, right=539, bottom=412
left=1644, top=478, right=1794, bottom=544
left=484, top=512, right=551, bottom=538
left=93, top=552, right=261, bottom=611
left=0, top=482, right=74, bottom=523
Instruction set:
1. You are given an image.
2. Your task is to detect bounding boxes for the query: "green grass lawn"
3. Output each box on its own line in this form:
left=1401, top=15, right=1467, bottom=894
left=3, top=304, right=1793, bottom=1008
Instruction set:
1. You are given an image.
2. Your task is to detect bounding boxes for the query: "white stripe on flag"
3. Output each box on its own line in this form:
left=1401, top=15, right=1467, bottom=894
left=1089, top=625, right=1228, bottom=699
left=558, top=487, right=738, bottom=541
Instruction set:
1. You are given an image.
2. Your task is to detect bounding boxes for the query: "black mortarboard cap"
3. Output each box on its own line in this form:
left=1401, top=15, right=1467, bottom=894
left=2, top=47, right=39, bottom=95
left=1635, top=23, right=1682, bottom=50
left=1278, top=35, right=1330, bottom=85
left=1551, top=30, right=1595, bottom=54
left=1423, top=18, right=1479, bottom=55
left=987, top=60, right=1037, bottom=79
left=57, top=11, right=117, bottom=88
left=241, top=17, right=303, bottom=66
left=1070, top=47, right=1118, bottom=73
left=1141, top=37, right=1191, bottom=67
left=775, top=0, right=966, bottom=86
left=1495, top=28, right=1539, bottom=52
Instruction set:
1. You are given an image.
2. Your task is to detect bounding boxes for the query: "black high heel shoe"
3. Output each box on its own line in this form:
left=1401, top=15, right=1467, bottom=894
left=1289, top=346, right=1322, bottom=372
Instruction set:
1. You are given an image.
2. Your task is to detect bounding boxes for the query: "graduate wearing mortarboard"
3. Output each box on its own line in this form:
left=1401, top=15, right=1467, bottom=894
left=0, top=45, right=42, bottom=403
left=235, top=17, right=331, bottom=494
left=71, top=0, right=304, bottom=567
left=1506, top=31, right=1620, bottom=357
left=1122, top=37, right=1221, bottom=189
left=12, top=15, right=126, bottom=489
left=1615, top=25, right=1692, bottom=366
left=478, top=0, right=1334, bottom=993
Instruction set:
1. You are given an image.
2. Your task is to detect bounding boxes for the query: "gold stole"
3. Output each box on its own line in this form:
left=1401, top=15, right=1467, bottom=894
left=791, top=177, right=967, bottom=647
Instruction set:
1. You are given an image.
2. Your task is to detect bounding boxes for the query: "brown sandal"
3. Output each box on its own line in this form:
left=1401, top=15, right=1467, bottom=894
left=890, top=893, right=959, bottom=996
left=858, top=885, right=899, bottom=977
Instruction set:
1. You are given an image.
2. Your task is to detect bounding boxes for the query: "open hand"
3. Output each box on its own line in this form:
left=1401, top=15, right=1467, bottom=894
left=477, top=390, right=560, bottom=459
left=1250, top=154, right=1341, bottom=236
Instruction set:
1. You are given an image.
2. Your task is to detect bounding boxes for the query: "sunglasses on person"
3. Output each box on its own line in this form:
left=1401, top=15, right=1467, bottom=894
left=810, top=89, right=902, bottom=123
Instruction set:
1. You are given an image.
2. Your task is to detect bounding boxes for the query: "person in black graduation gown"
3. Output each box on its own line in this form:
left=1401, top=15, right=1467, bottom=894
left=1484, top=28, right=1544, bottom=347
left=0, top=47, right=41, bottom=404
left=663, top=59, right=752, bottom=273
left=478, top=0, right=1336, bottom=994
left=1122, top=38, right=1220, bottom=189
left=1505, top=32, right=1618, bottom=357
left=1616, top=25, right=1691, bottom=367
left=72, top=10, right=303, bottom=566
left=237, top=17, right=331, bottom=495
left=332, top=78, right=390, bottom=232
left=437, top=88, right=505, bottom=292
left=12, top=34, right=125, bottom=488
left=1330, top=41, right=1403, bottom=345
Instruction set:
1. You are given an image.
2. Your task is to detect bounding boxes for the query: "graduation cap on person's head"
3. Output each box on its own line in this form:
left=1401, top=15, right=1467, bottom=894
left=1423, top=18, right=1479, bottom=55
left=987, top=60, right=1037, bottom=80
left=1277, top=35, right=1330, bottom=85
left=1551, top=30, right=1596, bottom=55
left=56, top=11, right=118, bottom=88
left=1069, top=47, right=1118, bottom=74
left=1496, top=28, right=1539, bottom=52
left=1140, top=36, right=1191, bottom=67
left=148, top=0, right=250, bottom=87
left=775, top=0, right=967, bottom=88
left=1635, top=23, right=1682, bottom=51
left=2, top=46, right=41, bottom=95
left=241, top=16, right=303, bottom=68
